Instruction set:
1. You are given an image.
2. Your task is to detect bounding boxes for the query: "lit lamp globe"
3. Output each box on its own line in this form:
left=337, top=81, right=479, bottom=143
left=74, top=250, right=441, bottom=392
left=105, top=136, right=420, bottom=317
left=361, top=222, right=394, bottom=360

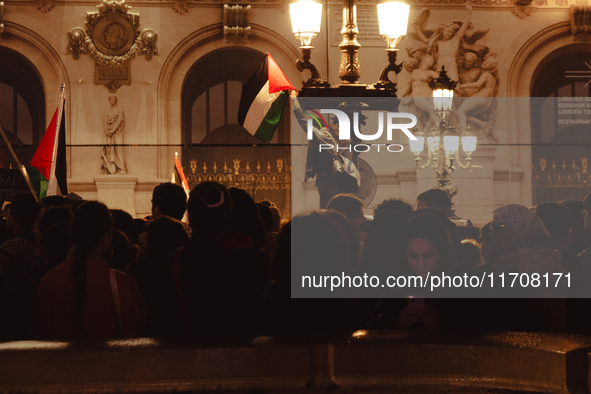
left=443, top=132, right=460, bottom=155
left=433, top=88, right=453, bottom=114
left=376, top=2, right=410, bottom=49
left=430, top=66, right=456, bottom=122
left=290, top=0, right=322, bottom=47
left=409, top=133, right=425, bottom=154
left=461, top=126, right=478, bottom=154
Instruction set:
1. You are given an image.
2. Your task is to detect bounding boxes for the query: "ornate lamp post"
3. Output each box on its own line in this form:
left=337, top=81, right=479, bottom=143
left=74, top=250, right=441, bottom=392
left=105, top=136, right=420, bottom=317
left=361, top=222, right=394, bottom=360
left=289, top=0, right=328, bottom=88
left=409, top=67, right=481, bottom=198
left=289, top=0, right=410, bottom=98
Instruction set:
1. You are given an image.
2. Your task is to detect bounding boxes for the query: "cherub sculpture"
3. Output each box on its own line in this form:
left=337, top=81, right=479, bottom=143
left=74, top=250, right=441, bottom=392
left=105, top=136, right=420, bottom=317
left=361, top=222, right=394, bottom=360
left=408, top=3, right=489, bottom=82
left=456, top=53, right=499, bottom=142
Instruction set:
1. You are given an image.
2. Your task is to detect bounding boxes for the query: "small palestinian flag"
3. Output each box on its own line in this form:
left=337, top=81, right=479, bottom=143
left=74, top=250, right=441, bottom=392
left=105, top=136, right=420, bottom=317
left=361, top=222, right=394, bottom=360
left=238, top=53, right=295, bottom=142
left=171, top=152, right=190, bottom=197
left=31, top=98, right=68, bottom=197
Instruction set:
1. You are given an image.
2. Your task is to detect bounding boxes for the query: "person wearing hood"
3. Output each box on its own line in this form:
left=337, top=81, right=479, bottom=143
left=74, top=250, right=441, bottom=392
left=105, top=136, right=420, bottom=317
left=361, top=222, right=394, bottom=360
left=487, top=205, right=565, bottom=289
left=481, top=204, right=567, bottom=332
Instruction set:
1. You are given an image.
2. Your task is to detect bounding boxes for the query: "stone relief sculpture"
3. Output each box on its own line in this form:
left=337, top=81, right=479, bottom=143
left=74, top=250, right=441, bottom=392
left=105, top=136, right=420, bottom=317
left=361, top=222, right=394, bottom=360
left=456, top=53, right=499, bottom=142
left=399, top=55, right=441, bottom=131
left=427, top=2, right=472, bottom=82
left=101, top=96, right=127, bottom=174
left=66, top=0, right=158, bottom=93
left=400, top=2, right=498, bottom=142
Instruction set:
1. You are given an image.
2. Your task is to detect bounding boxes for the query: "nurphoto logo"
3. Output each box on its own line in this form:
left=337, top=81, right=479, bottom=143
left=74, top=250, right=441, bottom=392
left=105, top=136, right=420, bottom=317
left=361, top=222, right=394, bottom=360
left=301, top=104, right=418, bottom=153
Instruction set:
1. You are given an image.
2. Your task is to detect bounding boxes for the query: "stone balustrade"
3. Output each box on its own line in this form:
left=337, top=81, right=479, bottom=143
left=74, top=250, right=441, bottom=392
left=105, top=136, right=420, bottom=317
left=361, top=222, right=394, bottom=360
left=1, top=330, right=591, bottom=393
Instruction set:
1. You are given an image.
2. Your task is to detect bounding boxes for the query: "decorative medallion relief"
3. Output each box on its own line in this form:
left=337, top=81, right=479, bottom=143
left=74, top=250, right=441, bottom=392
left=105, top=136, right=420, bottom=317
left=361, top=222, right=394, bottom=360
left=67, top=0, right=158, bottom=93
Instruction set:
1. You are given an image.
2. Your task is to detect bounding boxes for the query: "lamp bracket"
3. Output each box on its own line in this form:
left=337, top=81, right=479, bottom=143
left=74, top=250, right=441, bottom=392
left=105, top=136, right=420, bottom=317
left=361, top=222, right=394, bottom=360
left=297, top=47, right=330, bottom=88
left=374, top=49, right=402, bottom=91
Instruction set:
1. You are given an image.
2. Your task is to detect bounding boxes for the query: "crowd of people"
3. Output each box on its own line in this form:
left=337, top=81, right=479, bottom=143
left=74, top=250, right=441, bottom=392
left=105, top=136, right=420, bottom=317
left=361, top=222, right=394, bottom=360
left=0, top=183, right=590, bottom=341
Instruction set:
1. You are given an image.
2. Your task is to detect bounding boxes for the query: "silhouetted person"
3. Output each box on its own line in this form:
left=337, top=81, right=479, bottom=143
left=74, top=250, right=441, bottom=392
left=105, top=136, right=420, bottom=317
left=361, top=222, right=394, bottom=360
left=259, top=199, right=282, bottom=233
left=481, top=204, right=566, bottom=332
left=140, top=182, right=189, bottom=252
left=10, top=206, right=74, bottom=339
left=225, top=188, right=267, bottom=253
left=106, top=229, right=139, bottom=272
left=151, top=182, right=187, bottom=221
left=111, top=209, right=140, bottom=247
left=31, top=201, right=145, bottom=340
left=165, top=182, right=268, bottom=337
left=359, top=209, right=407, bottom=278
left=327, top=193, right=367, bottom=244
left=536, top=202, right=583, bottom=333
left=416, top=189, right=453, bottom=216
left=560, top=199, right=590, bottom=255
left=0, top=192, right=40, bottom=283
left=266, top=211, right=364, bottom=334
left=256, top=202, right=279, bottom=258
left=134, top=215, right=189, bottom=337
left=374, top=198, right=413, bottom=220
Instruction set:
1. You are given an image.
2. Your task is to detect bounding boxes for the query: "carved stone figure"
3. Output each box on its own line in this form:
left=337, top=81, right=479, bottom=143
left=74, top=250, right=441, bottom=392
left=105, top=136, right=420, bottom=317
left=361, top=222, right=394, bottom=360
left=399, top=55, right=440, bottom=131
left=427, top=2, right=473, bottom=82
left=402, top=3, right=498, bottom=142
left=103, top=23, right=126, bottom=50
left=408, top=3, right=489, bottom=83
left=101, top=96, right=127, bottom=174
left=458, top=52, right=482, bottom=97
left=456, top=53, right=499, bottom=142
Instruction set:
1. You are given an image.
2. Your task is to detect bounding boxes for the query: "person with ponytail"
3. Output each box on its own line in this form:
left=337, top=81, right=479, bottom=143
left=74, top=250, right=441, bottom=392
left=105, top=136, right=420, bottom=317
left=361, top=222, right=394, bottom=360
left=31, top=201, right=145, bottom=340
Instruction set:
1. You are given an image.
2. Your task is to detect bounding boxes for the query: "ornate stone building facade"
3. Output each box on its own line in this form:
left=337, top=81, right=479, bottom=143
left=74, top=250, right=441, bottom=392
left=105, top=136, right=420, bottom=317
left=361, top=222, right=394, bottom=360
left=0, top=0, right=589, bottom=223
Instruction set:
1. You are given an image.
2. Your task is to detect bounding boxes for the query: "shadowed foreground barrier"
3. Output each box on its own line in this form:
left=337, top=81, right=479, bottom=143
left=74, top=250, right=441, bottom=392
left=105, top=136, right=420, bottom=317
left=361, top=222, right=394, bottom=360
left=0, top=330, right=591, bottom=393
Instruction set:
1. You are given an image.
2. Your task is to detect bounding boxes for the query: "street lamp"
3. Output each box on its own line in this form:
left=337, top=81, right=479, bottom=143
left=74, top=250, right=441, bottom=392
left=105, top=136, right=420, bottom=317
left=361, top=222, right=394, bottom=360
left=289, top=0, right=410, bottom=97
left=290, top=0, right=328, bottom=88
left=375, top=1, right=410, bottom=89
left=409, top=66, right=481, bottom=198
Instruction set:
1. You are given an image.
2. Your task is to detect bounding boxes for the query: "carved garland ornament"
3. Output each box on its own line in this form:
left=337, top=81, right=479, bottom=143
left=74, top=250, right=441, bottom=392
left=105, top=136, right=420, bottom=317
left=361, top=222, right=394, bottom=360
left=67, top=0, right=158, bottom=92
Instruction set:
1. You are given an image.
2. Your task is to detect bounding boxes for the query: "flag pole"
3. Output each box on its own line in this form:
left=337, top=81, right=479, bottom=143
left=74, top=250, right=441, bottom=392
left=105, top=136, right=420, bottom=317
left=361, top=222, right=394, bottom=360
left=0, top=125, right=39, bottom=202
left=47, top=84, right=66, bottom=196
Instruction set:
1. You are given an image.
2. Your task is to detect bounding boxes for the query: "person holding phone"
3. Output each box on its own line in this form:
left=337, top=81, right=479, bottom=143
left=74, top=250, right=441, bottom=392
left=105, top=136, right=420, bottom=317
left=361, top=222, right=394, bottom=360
left=394, top=210, right=453, bottom=329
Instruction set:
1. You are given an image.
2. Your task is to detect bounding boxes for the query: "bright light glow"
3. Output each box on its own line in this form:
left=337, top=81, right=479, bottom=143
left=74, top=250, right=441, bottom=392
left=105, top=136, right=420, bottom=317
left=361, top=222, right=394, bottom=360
left=409, top=135, right=425, bottom=154
left=433, top=88, right=454, bottom=112
left=0, top=341, right=70, bottom=350
left=105, top=338, right=161, bottom=348
left=443, top=135, right=460, bottom=154
left=427, top=135, right=440, bottom=153
left=377, top=2, right=410, bottom=39
left=290, top=1, right=322, bottom=46
left=462, top=135, right=477, bottom=153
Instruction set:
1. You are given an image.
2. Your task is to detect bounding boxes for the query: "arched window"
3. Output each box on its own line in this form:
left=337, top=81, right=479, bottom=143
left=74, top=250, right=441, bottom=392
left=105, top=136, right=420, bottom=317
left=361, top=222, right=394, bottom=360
left=181, top=47, right=291, bottom=218
left=531, top=49, right=591, bottom=205
left=0, top=46, right=45, bottom=168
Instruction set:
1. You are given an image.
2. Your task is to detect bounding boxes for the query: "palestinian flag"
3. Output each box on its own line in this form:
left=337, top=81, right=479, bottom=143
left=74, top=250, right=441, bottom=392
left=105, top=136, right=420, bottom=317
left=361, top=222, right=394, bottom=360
left=238, top=53, right=295, bottom=142
left=31, top=99, right=68, bottom=197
